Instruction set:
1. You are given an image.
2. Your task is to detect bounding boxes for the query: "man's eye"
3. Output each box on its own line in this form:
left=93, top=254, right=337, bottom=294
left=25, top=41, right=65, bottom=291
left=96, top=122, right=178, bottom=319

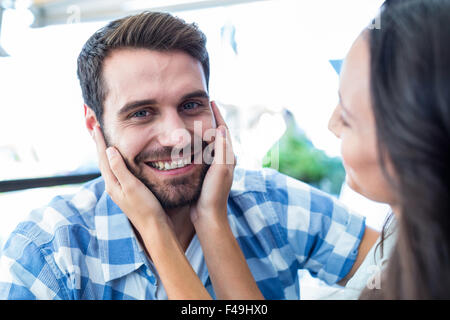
left=132, top=110, right=150, bottom=118
left=182, top=102, right=200, bottom=111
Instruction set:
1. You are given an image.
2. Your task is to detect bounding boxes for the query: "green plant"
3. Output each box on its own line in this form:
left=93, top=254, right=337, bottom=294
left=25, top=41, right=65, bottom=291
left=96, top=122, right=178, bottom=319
left=263, top=127, right=345, bottom=195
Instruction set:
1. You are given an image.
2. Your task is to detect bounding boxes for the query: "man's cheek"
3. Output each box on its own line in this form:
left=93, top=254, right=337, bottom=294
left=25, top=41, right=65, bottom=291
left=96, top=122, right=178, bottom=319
left=185, top=115, right=213, bottom=134
left=101, top=127, right=114, bottom=148
left=114, top=142, right=140, bottom=169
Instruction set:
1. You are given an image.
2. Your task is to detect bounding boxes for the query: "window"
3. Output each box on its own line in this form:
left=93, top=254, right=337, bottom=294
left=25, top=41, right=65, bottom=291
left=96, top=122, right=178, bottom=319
left=0, top=0, right=388, bottom=251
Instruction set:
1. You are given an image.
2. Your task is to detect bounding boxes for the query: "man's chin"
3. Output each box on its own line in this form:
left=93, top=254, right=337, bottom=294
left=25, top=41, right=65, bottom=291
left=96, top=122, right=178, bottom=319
left=152, top=184, right=202, bottom=209
left=138, top=164, right=209, bottom=210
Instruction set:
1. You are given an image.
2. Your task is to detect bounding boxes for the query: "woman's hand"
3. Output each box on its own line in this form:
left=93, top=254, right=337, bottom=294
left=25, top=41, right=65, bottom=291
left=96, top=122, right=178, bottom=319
left=189, top=102, right=264, bottom=300
left=92, top=125, right=169, bottom=231
left=190, top=101, right=236, bottom=225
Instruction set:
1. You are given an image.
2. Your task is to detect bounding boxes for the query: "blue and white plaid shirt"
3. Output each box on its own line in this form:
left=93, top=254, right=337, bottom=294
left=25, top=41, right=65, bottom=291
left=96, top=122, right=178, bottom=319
left=0, top=168, right=365, bottom=300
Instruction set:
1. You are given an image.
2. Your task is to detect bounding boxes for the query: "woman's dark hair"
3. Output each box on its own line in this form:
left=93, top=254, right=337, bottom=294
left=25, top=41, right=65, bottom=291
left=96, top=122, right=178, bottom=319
left=361, top=0, right=450, bottom=299
left=77, top=11, right=209, bottom=127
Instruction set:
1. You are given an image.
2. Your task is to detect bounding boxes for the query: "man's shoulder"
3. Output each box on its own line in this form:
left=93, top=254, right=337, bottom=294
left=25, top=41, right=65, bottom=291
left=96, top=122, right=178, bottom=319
left=231, top=166, right=312, bottom=200
left=228, top=167, right=319, bottom=230
left=6, top=177, right=105, bottom=249
left=229, top=167, right=352, bottom=222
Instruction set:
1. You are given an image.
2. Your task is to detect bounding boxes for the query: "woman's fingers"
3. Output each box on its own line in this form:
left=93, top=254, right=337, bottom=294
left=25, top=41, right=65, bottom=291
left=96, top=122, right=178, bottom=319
left=93, top=125, right=141, bottom=195
left=211, top=101, right=227, bottom=129
left=210, top=101, right=235, bottom=166
left=213, top=126, right=235, bottom=168
left=105, top=147, right=140, bottom=193
left=212, top=126, right=226, bottom=166
left=105, top=146, right=164, bottom=220
left=92, top=125, right=120, bottom=194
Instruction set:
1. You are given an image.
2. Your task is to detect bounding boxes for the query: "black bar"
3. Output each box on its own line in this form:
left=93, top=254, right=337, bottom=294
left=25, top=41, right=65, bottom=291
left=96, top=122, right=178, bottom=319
left=0, top=173, right=101, bottom=193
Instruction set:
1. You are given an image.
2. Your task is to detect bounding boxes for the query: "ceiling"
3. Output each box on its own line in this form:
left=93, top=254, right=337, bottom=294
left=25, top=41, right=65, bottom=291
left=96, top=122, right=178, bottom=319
left=28, top=0, right=270, bottom=27
left=0, top=0, right=269, bottom=56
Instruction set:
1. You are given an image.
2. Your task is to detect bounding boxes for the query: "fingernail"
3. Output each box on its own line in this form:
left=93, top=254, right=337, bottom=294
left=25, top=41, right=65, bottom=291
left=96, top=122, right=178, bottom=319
left=106, top=147, right=115, bottom=161
left=92, top=125, right=101, bottom=138
left=219, top=126, right=227, bottom=137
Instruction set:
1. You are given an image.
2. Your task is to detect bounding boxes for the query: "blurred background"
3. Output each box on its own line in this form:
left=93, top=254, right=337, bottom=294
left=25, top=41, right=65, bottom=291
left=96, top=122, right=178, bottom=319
left=0, top=0, right=390, bottom=298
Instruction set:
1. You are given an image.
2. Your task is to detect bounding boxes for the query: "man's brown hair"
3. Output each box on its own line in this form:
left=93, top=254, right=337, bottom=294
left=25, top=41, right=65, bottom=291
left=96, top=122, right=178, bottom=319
left=77, top=11, right=209, bottom=126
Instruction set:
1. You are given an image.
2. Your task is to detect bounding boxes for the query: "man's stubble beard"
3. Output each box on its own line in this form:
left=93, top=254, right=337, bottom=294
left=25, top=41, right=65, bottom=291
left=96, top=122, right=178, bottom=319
left=131, top=162, right=210, bottom=210
left=102, top=127, right=210, bottom=210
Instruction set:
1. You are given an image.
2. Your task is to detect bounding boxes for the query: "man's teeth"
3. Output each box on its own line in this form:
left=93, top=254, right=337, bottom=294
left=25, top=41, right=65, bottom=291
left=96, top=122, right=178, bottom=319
left=149, top=158, right=191, bottom=170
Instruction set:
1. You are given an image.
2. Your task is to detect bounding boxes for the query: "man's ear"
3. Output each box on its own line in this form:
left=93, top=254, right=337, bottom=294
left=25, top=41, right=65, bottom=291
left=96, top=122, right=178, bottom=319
left=84, top=104, right=99, bottom=137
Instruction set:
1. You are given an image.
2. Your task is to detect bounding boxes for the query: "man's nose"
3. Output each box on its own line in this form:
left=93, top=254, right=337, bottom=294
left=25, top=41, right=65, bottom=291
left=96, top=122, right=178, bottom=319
left=156, top=111, right=191, bottom=148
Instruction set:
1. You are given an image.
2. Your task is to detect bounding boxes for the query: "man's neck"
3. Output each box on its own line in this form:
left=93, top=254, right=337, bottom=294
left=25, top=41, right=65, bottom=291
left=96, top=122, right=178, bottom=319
left=165, top=205, right=195, bottom=252
left=131, top=205, right=195, bottom=262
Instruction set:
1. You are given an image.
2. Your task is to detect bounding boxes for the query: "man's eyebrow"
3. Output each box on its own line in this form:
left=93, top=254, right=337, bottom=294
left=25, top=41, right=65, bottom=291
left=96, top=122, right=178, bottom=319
left=118, top=99, right=157, bottom=117
left=180, top=90, right=210, bottom=101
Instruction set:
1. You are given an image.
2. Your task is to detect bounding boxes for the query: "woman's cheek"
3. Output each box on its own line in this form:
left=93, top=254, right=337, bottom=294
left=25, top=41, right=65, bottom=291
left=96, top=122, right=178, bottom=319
left=340, top=135, right=364, bottom=193
left=340, top=134, right=395, bottom=203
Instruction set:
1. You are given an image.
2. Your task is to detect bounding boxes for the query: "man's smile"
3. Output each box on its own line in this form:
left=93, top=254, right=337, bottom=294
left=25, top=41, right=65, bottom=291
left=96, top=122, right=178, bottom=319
left=145, top=161, right=196, bottom=176
left=143, top=151, right=204, bottom=177
left=146, top=156, right=192, bottom=171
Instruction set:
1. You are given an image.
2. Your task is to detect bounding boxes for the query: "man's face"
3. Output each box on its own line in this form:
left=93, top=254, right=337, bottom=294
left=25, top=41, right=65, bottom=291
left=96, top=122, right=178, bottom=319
left=101, top=48, right=213, bottom=209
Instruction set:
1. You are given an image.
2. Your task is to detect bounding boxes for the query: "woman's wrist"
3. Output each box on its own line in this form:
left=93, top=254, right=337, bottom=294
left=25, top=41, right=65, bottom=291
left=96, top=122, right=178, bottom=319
left=193, top=215, right=233, bottom=246
left=133, top=211, right=171, bottom=236
left=192, top=207, right=229, bottom=228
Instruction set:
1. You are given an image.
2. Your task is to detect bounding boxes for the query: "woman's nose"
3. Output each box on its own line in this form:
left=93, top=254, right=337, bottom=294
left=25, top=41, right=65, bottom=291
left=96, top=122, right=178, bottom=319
left=328, top=105, right=342, bottom=139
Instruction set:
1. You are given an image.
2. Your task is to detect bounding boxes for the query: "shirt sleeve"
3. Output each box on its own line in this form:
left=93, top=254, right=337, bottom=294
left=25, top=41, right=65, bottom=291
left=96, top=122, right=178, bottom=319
left=0, top=230, right=67, bottom=300
left=265, top=170, right=366, bottom=285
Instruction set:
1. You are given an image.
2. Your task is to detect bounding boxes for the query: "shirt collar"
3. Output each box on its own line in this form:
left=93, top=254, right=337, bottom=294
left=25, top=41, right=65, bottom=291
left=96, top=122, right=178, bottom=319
left=91, top=167, right=261, bottom=282
left=94, top=190, right=146, bottom=282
